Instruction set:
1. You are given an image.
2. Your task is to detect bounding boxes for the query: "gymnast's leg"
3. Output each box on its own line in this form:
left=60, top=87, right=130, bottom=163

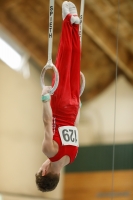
left=70, top=23, right=81, bottom=104
left=51, top=3, right=74, bottom=111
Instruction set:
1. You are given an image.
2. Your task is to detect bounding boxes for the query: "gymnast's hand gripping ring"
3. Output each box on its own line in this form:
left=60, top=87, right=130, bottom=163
left=40, top=60, right=59, bottom=95
left=80, top=71, right=85, bottom=97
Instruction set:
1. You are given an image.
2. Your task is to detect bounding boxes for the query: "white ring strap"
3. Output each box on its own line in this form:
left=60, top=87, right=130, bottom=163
left=79, top=0, right=85, bottom=47
left=79, top=0, right=85, bottom=96
left=40, top=0, right=59, bottom=94
left=48, top=0, right=54, bottom=62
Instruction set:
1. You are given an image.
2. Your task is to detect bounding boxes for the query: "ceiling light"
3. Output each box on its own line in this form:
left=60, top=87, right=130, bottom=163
left=0, top=38, right=22, bottom=71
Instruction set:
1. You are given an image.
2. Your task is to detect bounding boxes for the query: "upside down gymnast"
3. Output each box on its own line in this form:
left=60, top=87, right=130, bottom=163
left=35, top=1, right=83, bottom=192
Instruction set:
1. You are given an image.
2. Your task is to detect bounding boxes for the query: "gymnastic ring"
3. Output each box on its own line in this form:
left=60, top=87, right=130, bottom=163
left=80, top=71, right=85, bottom=97
left=40, top=63, right=59, bottom=95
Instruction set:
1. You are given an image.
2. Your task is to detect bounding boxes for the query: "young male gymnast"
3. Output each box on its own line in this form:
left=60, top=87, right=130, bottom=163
left=35, top=1, right=82, bottom=192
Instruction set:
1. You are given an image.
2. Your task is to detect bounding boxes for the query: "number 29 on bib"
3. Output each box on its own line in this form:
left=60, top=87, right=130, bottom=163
left=58, top=126, right=79, bottom=147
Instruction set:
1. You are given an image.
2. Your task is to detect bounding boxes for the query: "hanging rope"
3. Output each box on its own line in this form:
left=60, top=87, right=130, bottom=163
left=111, top=0, right=120, bottom=199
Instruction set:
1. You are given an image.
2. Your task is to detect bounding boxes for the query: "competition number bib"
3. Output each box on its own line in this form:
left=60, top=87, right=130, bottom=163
left=58, top=126, right=79, bottom=147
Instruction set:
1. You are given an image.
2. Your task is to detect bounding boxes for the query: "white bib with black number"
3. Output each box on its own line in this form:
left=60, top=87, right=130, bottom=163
left=58, top=126, right=79, bottom=147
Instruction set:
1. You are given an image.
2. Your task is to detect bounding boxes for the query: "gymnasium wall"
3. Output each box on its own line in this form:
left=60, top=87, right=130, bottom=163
left=0, top=60, right=64, bottom=200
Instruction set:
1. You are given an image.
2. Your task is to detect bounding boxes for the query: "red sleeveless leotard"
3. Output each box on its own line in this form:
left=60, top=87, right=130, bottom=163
left=49, top=14, right=80, bottom=164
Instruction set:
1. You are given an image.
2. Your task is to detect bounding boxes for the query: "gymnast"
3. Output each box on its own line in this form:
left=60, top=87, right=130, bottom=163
left=35, top=1, right=82, bottom=192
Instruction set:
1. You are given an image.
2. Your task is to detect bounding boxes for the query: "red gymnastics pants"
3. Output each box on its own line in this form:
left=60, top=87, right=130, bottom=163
left=51, top=14, right=81, bottom=131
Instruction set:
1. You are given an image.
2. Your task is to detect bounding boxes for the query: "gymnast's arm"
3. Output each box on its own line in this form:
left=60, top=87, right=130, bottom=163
left=42, top=101, right=54, bottom=154
left=41, top=87, right=55, bottom=155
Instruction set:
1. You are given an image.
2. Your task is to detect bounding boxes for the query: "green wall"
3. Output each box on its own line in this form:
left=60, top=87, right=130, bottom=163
left=65, top=144, right=133, bottom=172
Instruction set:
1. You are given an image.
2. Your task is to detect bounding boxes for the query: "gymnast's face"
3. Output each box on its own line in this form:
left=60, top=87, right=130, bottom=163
left=38, top=159, right=51, bottom=176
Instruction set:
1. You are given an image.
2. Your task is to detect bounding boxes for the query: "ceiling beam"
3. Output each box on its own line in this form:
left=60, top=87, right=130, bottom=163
left=83, top=23, right=133, bottom=80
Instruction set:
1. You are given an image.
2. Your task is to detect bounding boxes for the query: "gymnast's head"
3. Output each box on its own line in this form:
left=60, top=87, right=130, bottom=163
left=35, top=160, right=60, bottom=192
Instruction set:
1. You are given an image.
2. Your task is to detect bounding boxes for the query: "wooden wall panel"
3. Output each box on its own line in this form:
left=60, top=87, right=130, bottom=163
left=63, top=170, right=133, bottom=200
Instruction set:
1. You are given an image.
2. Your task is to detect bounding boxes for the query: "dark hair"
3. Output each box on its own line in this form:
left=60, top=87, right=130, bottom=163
left=35, top=171, right=60, bottom=192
